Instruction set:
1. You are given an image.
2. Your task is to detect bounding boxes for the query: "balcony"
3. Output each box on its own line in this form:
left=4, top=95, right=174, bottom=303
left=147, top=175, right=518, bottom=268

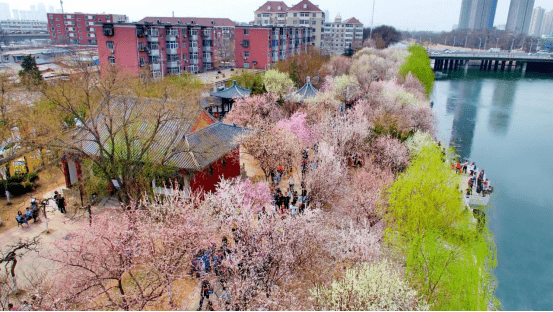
left=167, top=35, right=177, bottom=41
left=203, top=57, right=212, bottom=63
left=202, top=34, right=211, bottom=40
left=148, top=49, right=159, bottom=56
left=167, top=60, right=179, bottom=67
left=166, top=48, right=178, bottom=55
left=150, top=63, right=160, bottom=71
left=190, top=47, right=198, bottom=53
left=190, top=34, right=198, bottom=41
left=272, top=45, right=278, bottom=51
left=271, top=56, right=278, bottom=62
left=147, top=36, right=159, bottom=42
left=190, top=59, right=199, bottom=65
left=203, top=46, right=211, bottom=52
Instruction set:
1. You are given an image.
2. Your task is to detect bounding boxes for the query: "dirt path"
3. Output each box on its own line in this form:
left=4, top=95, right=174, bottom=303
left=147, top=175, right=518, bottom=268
left=0, top=166, right=66, bottom=234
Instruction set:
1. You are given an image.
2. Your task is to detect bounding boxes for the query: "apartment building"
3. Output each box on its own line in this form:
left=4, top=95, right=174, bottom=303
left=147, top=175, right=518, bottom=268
left=47, top=13, right=129, bottom=45
left=234, top=25, right=312, bottom=69
left=322, top=15, right=363, bottom=54
left=0, top=20, right=47, bottom=33
left=96, top=19, right=233, bottom=78
left=253, top=0, right=323, bottom=50
left=254, top=1, right=289, bottom=26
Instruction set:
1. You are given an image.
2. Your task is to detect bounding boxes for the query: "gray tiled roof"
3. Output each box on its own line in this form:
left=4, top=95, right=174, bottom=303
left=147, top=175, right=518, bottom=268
left=294, top=76, right=318, bottom=100
left=212, top=80, right=251, bottom=99
left=73, top=96, right=244, bottom=172
left=184, top=122, right=244, bottom=169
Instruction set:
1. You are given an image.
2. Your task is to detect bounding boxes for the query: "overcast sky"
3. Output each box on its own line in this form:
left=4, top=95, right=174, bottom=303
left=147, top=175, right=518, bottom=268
left=4, top=0, right=553, bottom=32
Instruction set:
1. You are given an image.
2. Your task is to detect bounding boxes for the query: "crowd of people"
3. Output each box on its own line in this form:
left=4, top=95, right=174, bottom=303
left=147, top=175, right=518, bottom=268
left=15, top=191, right=66, bottom=228
left=452, top=160, right=494, bottom=196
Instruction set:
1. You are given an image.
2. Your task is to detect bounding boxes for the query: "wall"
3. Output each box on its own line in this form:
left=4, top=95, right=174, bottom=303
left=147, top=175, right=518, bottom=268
left=190, top=147, right=240, bottom=194
left=235, top=27, right=270, bottom=69
left=96, top=24, right=140, bottom=77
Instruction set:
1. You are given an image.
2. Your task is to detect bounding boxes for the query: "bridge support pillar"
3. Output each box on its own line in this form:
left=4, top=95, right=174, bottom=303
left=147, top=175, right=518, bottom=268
left=480, top=60, right=485, bottom=70
left=509, top=61, right=514, bottom=72
left=500, top=60, right=506, bottom=72
left=522, top=62, right=527, bottom=77
left=488, top=60, right=493, bottom=71
left=493, top=60, right=499, bottom=71
left=444, top=59, right=449, bottom=71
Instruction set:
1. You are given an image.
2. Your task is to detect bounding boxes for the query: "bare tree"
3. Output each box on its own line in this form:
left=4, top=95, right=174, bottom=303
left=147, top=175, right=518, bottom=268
left=0, top=237, right=40, bottom=293
left=214, top=34, right=235, bottom=68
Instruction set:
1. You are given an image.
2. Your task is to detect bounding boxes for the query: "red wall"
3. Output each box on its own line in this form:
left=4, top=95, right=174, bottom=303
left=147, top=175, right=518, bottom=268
left=235, top=28, right=270, bottom=69
left=48, top=13, right=113, bottom=45
left=190, top=148, right=240, bottom=194
left=96, top=25, right=140, bottom=77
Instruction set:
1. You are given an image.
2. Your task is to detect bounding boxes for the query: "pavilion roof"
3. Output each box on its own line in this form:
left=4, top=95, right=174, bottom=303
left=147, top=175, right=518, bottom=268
left=212, top=80, right=251, bottom=99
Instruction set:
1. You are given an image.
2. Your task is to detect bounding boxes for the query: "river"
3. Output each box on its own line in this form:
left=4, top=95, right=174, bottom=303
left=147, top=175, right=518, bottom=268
left=431, top=70, right=553, bottom=310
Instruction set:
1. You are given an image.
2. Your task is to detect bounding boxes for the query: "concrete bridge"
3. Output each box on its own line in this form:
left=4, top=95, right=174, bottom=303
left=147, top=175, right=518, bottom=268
left=3, top=33, right=50, bottom=42
left=429, top=51, right=553, bottom=75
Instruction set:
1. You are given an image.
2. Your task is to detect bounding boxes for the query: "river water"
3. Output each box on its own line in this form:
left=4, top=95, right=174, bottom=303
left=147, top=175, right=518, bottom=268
left=431, top=71, right=553, bottom=310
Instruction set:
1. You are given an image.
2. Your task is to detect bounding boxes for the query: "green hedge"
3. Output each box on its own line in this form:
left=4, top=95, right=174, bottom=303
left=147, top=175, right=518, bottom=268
left=0, top=172, right=39, bottom=196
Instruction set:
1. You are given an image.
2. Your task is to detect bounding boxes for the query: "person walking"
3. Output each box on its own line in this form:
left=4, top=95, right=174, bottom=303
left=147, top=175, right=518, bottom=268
left=289, top=175, right=295, bottom=192
left=198, top=280, right=213, bottom=310
left=57, top=195, right=66, bottom=214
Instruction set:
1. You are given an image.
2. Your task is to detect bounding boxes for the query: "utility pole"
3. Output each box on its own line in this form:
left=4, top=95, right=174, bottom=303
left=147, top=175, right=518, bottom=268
left=369, top=0, right=375, bottom=39
left=510, top=38, right=515, bottom=52
left=60, top=0, right=64, bottom=14
left=496, top=37, right=499, bottom=49
left=484, top=38, right=487, bottom=50
left=464, top=36, right=468, bottom=48
left=479, top=38, right=482, bottom=51
left=521, top=37, right=525, bottom=52
left=453, top=36, right=456, bottom=47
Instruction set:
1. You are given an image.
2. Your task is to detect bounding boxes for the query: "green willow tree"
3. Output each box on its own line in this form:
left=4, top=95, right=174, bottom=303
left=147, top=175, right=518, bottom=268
left=399, top=44, right=435, bottom=96
left=383, top=144, right=499, bottom=310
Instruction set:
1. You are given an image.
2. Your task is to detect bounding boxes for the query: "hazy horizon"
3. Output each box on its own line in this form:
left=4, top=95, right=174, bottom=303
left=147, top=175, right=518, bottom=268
left=2, top=0, right=553, bottom=32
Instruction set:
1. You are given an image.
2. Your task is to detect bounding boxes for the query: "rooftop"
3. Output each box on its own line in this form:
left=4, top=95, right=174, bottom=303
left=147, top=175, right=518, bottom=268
left=138, top=17, right=236, bottom=27
left=212, top=80, right=251, bottom=99
left=255, top=1, right=290, bottom=13
left=289, top=0, right=322, bottom=12
left=344, top=17, right=362, bottom=25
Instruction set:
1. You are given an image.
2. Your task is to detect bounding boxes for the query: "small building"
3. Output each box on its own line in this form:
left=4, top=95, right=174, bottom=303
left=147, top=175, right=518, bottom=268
left=47, top=12, right=129, bottom=45
left=210, top=80, right=251, bottom=119
left=62, top=96, right=244, bottom=195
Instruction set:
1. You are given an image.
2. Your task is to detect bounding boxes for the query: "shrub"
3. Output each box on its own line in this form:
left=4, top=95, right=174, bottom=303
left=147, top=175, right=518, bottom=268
left=311, top=259, right=427, bottom=311
left=27, top=171, right=39, bottom=183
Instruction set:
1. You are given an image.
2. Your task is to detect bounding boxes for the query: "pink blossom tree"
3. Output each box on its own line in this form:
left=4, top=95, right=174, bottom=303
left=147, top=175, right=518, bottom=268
left=277, top=112, right=318, bottom=147
left=369, top=135, right=410, bottom=173
left=224, top=93, right=286, bottom=129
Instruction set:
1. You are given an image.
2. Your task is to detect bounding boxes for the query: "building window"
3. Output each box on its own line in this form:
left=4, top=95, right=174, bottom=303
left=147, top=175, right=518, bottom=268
left=56, top=18, right=59, bottom=21
left=57, top=30, right=61, bottom=33
left=244, top=51, right=249, bottom=58
left=263, top=13, right=270, bottom=17
left=312, top=20, right=316, bottom=25
left=182, top=41, right=186, bottom=48
left=107, top=41, right=114, bottom=50
left=312, top=13, right=316, bottom=17
left=257, top=14, right=261, bottom=17
left=56, top=24, right=60, bottom=27
left=264, top=20, right=269, bottom=24
left=293, top=13, right=297, bottom=17
left=244, top=62, right=249, bottom=68
left=77, top=18, right=81, bottom=21
left=138, top=42, right=143, bottom=50
left=98, top=19, right=102, bottom=22
left=244, top=29, right=249, bottom=35
left=303, top=4, right=307, bottom=8
left=108, top=56, right=115, bottom=64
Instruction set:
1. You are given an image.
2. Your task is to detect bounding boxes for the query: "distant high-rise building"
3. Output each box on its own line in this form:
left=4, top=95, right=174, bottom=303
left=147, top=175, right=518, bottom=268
left=0, top=3, right=10, bottom=20
left=529, top=7, right=545, bottom=36
left=12, top=9, right=19, bottom=20
left=506, top=0, right=535, bottom=34
left=19, top=11, right=28, bottom=20
left=324, top=10, right=330, bottom=23
left=48, top=5, right=55, bottom=13
left=543, top=10, right=553, bottom=36
left=37, top=3, right=47, bottom=21
left=458, top=0, right=497, bottom=30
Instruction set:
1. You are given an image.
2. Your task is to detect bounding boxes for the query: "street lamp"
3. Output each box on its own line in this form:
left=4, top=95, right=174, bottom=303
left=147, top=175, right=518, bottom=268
left=529, top=39, right=533, bottom=52
left=521, top=37, right=525, bottom=52
left=484, top=38, right=487, bottom=50
left=479, top=37, right=482, bottom=51
left=510, top=38, right=515, bottom=52
left=369, top=0, right=375, bottom=39
left=464, top=36, right=468, bottom=48
left=453, top=36, right=456, bottom=47
left=445, top=36, right=448, bottom=45
left=496, top=37, right=499, bottom=49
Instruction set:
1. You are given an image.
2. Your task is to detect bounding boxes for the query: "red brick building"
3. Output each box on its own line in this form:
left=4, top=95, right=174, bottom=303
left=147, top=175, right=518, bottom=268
left=234, top=25, right=313, bottom=69
left=95, top=17, right=235, bottom=78
left=47, top=12, right=128, bottom=45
